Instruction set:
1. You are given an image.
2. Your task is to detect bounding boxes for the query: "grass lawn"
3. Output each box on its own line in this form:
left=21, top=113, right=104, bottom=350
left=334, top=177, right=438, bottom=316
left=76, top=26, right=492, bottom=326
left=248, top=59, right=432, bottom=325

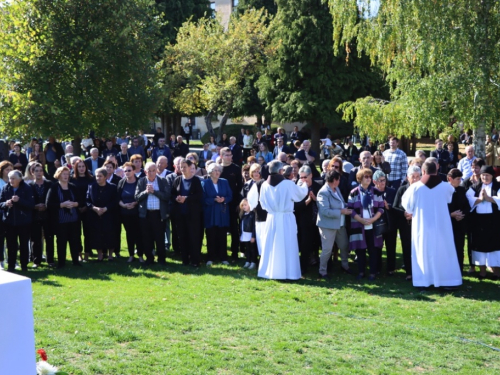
left=28, top=235, right=500, bottom=374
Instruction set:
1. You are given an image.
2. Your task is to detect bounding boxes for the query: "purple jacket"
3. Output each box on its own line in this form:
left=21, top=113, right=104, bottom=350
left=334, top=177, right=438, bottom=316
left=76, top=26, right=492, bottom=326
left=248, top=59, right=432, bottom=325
left=347, top=186, right=385, bottom=250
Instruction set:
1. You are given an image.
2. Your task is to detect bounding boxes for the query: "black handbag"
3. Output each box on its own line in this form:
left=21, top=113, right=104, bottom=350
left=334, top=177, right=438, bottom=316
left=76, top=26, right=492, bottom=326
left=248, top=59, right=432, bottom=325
left=373, top=212, right=389, bottom=237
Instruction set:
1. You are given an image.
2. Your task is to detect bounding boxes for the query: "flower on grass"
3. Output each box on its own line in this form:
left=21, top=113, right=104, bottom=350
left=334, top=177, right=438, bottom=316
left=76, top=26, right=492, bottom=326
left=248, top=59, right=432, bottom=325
left=36, top=360, right=59, bottom=375
left=37, top=348, right=48, bottom=361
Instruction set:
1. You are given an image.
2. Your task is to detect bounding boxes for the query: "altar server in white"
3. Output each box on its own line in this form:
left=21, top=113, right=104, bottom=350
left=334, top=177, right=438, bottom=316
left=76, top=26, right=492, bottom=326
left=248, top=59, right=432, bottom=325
left=258, top=160, right=308, bottom=280
left=402, top=160, right=462, bottom=288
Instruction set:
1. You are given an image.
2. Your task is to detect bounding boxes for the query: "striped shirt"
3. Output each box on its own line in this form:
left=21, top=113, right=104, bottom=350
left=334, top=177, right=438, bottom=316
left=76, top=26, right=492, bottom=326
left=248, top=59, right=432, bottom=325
left=146, top=177, right=160, bottom=210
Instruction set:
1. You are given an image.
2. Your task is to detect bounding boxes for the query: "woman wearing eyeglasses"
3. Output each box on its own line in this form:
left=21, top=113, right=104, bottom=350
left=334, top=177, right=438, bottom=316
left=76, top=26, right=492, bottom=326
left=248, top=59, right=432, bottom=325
left=328, top=157, right=350, bottom=201
left=117, top=162, right=143, bottom=263
left=347, top=168, right=385, bottom=281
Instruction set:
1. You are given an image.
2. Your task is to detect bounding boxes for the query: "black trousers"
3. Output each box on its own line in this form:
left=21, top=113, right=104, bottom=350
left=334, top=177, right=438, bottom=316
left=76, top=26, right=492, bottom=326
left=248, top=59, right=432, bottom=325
left=78, top=212, right=92, bottom=255
left=299, top=224, right=320, bottom=273
left=177, top=213, right=202, bottom=266
left=0, top=222, right=6, bottom=262
left=242, top=241, right=258, bottom=263
left=206, top=226, right=228, bottom=262
left=453, top=227, right=465, bottom=273
left=171, top=216, right=181, bottom=254
left=140, top=211, right=166, bottom=263
left=31, top=219, right=54, bottom=265
left=382, top=228, right=397, bottom=273
left=122, top=213, right=143, bottom=257
left=399, top=221, right=412, bottom=277
left=228, top=203, right=240, bottom=259
left=355, top=229, right=379, bottom=275
left=6, top=224, right=30, bottom=270
left=56, top=221, right=80, bottom=266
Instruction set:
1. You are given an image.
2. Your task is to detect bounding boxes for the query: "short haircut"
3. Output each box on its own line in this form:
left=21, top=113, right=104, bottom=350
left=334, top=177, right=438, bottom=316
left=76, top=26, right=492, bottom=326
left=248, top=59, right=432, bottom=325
left=95, top=167, right=108, bottom=178
left=435, top=139, right=443, bottom=144
left=104, top=160, right=116, bottom=169
left=122, top=162, right=135, bottom=171
left=187, top=152, right=199, bottom=163
left=472, top=158, right=485, bottom=168
left=328, top=157, right=344, bottom=174
left=207, top=163, right=222, bottom=174
left=247, top=156, right=256, bottom=164
left=447, top=168, right=462, bottom=179
left=145, top=162, right=156, bottom=171
left=356, top=168, right=373, bottom=183
left=390, top=137, right=399, bottom=142
left=372, top=170, right=386, bottom=181
left=90, top=147, right=98, bottom=154
left=220, top=147, right=231, bottom=155
left=0, top=161, right=14, bottom=177
left=130, top=154, right=143, bottom=163
left=70, top=156, right=82, bottom=165
left=407, top=165, right=422, bottom=177
left=8, top=170, right=23, bottom=179
left=325, top=169, right=341, bottom=183
left=54, top=166, right=70, bottom=180
left=299, top=165, right=312, bottom=175
left=242, top=164, right=250, bottom=172
left=422, top=160, right=437, bottom=175
left=249, top=163, right=261, bottom=175
left=426, top=156, right=438, bottom=165
left=181, top=158, right=193, bottom=167
left=174, top=156, right=183, bottom=166
left=268, top=160, right=283, bottom=174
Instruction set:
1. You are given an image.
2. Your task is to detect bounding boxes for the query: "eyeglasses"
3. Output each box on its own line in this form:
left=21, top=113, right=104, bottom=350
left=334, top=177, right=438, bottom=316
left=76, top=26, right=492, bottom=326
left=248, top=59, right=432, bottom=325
left=363, top=175, right=372, bottom=179
left=332, top=165, right=340, bottom=169
left=124, top=169, right=133, bottom=173
left=376, top=178, right=386, bottom=182
left=187, top=157, right=195, bottom=160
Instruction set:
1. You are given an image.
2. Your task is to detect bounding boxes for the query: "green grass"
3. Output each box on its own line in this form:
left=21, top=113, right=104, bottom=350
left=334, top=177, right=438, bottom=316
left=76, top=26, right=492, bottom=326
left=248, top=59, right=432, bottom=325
left=26, top=234, right=500, bottom=375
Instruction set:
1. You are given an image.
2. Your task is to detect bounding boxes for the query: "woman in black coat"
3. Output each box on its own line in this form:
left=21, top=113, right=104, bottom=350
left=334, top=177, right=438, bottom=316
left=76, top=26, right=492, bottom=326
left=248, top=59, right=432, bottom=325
left=30, top=163, right=54, bottom=267
left=171, top=159, right=204, bottom=267
left=447, top=168, right=470, bottom=274
left=70, top=159, right=94, bottom=261
left=46, top=166, right=82, bottom=268
left=86, top=167, right=119, bottom=261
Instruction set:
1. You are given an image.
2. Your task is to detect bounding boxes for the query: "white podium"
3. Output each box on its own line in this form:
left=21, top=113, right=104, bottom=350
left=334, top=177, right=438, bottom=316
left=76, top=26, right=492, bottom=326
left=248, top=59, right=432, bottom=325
left=0, top=272, right=37, bottom=375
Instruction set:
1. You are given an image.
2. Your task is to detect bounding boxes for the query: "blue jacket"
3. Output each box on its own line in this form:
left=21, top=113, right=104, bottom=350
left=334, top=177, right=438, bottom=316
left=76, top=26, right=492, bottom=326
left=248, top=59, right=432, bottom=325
left=202, top=178, right=232, bottom=228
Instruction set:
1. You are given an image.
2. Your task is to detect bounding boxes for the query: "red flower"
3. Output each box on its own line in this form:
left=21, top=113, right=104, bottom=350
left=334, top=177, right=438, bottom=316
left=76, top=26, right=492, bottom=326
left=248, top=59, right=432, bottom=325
left=37, top=349, right=48, bottom=361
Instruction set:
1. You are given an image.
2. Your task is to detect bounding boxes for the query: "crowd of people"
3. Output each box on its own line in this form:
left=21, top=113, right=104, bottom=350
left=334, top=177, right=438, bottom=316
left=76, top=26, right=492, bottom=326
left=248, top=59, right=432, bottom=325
left=0, top=126, right=498, bottom=290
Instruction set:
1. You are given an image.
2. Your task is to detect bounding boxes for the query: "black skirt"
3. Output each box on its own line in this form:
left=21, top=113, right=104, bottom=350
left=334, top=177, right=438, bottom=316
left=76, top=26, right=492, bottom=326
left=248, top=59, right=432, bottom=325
left=472, top=212, right=500, bottom=253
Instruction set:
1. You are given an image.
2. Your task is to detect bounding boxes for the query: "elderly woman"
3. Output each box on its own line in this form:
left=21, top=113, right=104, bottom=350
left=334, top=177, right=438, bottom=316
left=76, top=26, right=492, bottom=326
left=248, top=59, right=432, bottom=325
left=317, top=169, right=353, bottom=279
left=30, top=163, right=54, bottom=268
left=117, top=162, right=142, bottom=263
left=0, top=170, right=34, bottom=272
left=202, top=163, right=233, bottom=266
left=393, top=165, right=422, bottom=281
left=347, top=168, right=385, bottom=280
left=466, top=165, right=500, bottom=280
left=0, top=161, right=13, bottom=269
left=86, top=167, right=118, bottom=261
left=372, top=170, right=397, bottom=275
left=255, top=143, right=273, bottom=164
left=171, top=159, right=204, bottom=267
left=46, top=167, right=82, bottom=268
left=9, top=143, right=28, bottom=172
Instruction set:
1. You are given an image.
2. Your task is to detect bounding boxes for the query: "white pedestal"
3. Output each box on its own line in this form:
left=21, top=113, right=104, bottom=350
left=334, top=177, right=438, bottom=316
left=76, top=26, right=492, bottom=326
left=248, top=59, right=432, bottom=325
left=0, top=272, right=37, bottom=374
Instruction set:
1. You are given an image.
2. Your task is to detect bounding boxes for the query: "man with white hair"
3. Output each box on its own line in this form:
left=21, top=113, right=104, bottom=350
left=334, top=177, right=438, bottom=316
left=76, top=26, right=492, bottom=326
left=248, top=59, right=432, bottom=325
left=135, top=162, right=170, bottom=266
left=174, top=136, right=189, bottom=158
left=257, top=160, right=308, bottom=279
left=61, top=144, right=74, bottom=166
left=156, top=156, right=171, bottom=179
left=229, top=136, right=243, bottom=166
left=295, top=140, right=317, bottom=165
left=84, top=148, right=104, bottom=175
left=457, top=145, right=476, bottom=180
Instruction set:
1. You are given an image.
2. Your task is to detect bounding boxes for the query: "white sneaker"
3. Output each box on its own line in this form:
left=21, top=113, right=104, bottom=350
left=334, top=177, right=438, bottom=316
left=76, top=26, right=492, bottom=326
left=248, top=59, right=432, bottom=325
left=221, top=261, right=230, bottom=266
left=243, top=262, right=250, bottom=268
left=206, top=261, right=213, bottom=266
left=248, top=263, right=256, bottom=270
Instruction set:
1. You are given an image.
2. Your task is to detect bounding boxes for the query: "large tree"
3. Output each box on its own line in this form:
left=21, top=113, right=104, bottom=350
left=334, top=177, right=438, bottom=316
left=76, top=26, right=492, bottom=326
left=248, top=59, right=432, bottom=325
left=0, top=0, right=162, bottom=142
left=164, top=9, right=271, bottom=140
left=329, top=0, right=500, bottom=156
left=256, top=0, right=384, bottom=155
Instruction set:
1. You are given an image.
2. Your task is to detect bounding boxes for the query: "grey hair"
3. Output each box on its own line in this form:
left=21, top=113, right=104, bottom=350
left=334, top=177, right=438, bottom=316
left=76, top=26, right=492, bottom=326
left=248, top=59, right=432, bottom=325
left=207, top=163, right=222, bottom=174
left=299, top=165, right=312, bottom=175
left=268, top=160, right=283, bottom=174
left=322, top=159, right=331, bottom=168
left=8, top=170, right=23, bottom=179
left=415, top=150, right=426, bottom=157
left=95, top=167, right=108, bottom=178
left=373, top=170, right=386, bottom=181
left=426, top=156, right=438, bottom=165
left=90, top=147, right=99, bottom=154
left=145, top=162, right=156, bottom=170
left=70, top=156, right=82, bottom=165
left=407, top=165, right=421, bottom=177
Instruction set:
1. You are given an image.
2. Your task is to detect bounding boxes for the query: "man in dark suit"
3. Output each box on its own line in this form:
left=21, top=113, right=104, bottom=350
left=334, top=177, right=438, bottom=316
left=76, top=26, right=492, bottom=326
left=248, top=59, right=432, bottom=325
left=348, top=151, right=377, bottom=188
left=84, top=148, right=104, bottom=176
left=174, top=136, right=189, bottom=158
left=135, top=162, right=171, bottom=266
left=345, top=139, right=359, bottom=164
left=198, top=143, right=213, bottom=168
left=272, top=138, right=290, bottom=159
left=229, top=136, right=243, bottom=166
left=430, top=139, right=450, bottom=174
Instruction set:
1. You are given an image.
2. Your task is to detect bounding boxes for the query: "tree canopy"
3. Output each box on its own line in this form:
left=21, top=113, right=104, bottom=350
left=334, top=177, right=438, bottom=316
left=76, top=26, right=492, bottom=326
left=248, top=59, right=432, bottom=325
left=0, top=0, right=162, bottom=140
left=164, top=9, right=271, bottom=139
left=329, top=0, right=500, bottom=154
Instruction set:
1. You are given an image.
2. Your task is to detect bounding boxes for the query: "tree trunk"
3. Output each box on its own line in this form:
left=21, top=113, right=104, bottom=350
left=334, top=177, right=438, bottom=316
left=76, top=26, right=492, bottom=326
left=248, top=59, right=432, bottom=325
left=473, top=122, right=486, bottom=159
left=217, top=110, right=231, bottom=141
left=205, top=110, right=215, bottom=140
left=73, top=135, right=82, bottom=157
left=310, top=121, right=321, bottom=164
left=173, top=114, right=182, bottom=136
left=256, top=115, right=263, bottom=127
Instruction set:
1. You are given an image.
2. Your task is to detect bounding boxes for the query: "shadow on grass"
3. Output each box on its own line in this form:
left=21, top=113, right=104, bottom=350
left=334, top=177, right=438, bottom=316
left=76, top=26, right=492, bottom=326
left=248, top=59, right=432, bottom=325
left=24, top=251, right=500, bottom=302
